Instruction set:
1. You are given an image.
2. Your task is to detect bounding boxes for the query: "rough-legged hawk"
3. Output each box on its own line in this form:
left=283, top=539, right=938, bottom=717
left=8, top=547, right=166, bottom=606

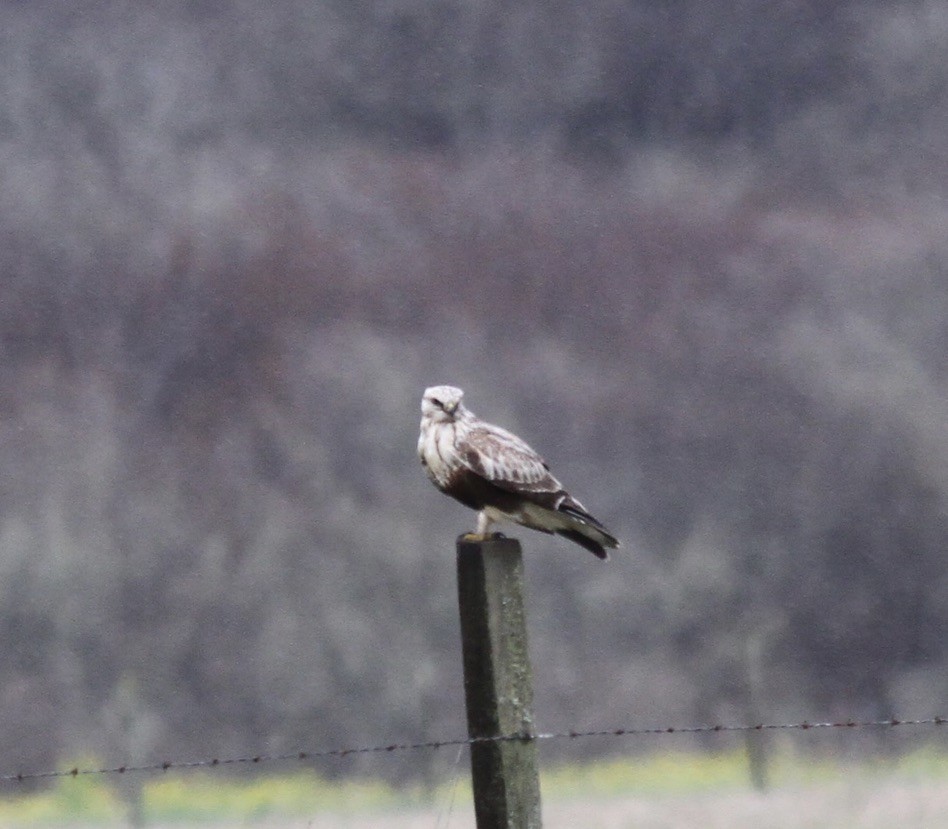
left=418, top=385, right=619, bottom=560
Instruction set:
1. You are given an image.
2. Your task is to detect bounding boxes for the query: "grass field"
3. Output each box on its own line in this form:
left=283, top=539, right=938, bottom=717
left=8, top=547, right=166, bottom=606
left=4, top=747, right=948, bottom=828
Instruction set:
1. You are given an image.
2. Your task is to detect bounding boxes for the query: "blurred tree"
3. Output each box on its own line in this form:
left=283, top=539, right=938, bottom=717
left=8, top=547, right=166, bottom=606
left=0, top=0, right=944, bottom=782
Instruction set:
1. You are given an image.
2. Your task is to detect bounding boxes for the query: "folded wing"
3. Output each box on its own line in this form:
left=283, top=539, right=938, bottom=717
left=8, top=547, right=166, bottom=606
left=456, top=425, right=619, bottom=559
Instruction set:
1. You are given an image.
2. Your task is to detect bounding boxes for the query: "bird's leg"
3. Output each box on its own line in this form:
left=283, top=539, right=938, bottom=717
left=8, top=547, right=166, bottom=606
left=459, top=511, right=493, bottom=542
left=459, top=512, right=510, bottom=543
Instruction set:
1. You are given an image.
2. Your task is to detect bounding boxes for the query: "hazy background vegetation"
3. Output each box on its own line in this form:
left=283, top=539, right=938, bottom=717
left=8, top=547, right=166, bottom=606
left=0, top=0, right=946, bottom=786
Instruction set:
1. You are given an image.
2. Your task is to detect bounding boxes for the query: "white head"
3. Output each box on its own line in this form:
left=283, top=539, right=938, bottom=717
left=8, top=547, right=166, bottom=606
left=421, top=385, right=466, bottom=423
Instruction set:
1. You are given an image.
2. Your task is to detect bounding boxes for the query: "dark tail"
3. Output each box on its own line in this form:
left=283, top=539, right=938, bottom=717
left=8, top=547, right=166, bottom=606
left=558, top=528, right=610, bottom=559
left=557, top=504, right=620, bottom=560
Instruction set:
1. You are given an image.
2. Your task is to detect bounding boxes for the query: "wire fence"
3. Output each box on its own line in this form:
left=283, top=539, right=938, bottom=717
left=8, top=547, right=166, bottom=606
left=3, top=715, right=945, bottom=783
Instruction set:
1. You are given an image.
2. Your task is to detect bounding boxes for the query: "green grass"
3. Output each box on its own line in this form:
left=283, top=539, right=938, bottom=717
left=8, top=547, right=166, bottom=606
left=2, top=747, right=947, bottom=826
left=0, top=768, right=122, bottom=826
left=0, top=765, right=428, bottom=827
left=142, top=771, right=420, bottom=822
left=543, top=744, right=948, bottom=803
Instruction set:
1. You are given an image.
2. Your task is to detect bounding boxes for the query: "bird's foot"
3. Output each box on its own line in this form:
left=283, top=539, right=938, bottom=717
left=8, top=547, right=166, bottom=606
left=458, top=531, right=509, bottom=544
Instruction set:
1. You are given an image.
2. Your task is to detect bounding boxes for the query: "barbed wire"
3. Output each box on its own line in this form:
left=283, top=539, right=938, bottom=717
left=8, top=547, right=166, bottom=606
left=2, top=716, right=945, bottom=783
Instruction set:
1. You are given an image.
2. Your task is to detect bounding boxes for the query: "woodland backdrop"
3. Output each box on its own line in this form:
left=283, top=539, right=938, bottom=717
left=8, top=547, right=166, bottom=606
left=0, top=0, right=946, bottom=781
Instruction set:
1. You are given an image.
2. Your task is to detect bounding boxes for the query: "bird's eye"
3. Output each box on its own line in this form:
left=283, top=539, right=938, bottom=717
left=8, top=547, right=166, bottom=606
left=431, top=398, right=443, bottom=408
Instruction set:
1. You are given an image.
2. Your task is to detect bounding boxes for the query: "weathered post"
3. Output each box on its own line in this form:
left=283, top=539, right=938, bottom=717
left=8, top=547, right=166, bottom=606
left=457, top=536, right=542, bottom=829
left=743, top=629, right=771, bottom=792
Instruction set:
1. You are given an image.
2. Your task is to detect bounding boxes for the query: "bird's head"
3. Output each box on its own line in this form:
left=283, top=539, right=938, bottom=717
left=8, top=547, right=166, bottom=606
left=421, top=385, right=465, bottom=423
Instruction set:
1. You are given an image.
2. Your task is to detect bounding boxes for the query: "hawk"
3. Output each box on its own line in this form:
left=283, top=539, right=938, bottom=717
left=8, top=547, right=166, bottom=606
left=418, top=385, right=619, bottom=559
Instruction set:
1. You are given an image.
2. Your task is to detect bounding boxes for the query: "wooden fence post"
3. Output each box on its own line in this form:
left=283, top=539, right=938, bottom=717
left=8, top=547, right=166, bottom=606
left=457, top=536, right=542, bottom=829
left=743, top=628, right=772, bottom=792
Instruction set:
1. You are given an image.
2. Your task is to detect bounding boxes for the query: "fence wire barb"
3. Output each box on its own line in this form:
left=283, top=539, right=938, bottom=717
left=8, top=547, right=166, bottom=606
left=3, top=716, right=945, bottom=783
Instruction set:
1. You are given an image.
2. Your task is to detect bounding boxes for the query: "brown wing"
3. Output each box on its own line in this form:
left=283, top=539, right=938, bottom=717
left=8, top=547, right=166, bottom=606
left=455, top=420, right=619, bottom=559
left=456, top=424, right=566, bottom=506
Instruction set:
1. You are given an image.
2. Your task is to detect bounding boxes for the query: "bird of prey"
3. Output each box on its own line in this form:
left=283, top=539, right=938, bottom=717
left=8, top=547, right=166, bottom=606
left=417, top=385, right=619, bottom=559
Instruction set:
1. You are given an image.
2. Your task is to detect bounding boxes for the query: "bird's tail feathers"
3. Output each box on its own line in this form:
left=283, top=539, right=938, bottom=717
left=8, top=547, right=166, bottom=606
left=557, top=528, right=610, bottom=559
left=557, top=503, right=620, bottom=560
left=559, top=504, right=616, bottom=537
